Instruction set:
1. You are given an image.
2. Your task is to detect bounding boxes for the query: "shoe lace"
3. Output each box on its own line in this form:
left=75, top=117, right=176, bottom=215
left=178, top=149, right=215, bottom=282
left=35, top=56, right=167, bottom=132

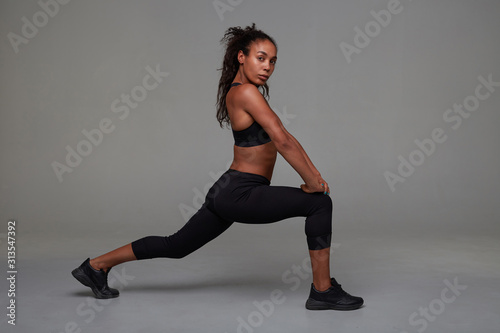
left=330, top=278, right=348, bottom=296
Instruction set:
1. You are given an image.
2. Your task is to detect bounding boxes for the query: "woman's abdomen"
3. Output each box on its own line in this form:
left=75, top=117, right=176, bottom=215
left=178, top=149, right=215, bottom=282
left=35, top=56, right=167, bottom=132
left=230, top=142, right=277, bottom=181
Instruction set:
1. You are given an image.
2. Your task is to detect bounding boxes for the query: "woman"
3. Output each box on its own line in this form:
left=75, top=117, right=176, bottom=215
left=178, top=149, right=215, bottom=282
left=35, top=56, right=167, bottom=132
left=72, top=24, right=363, bottom=311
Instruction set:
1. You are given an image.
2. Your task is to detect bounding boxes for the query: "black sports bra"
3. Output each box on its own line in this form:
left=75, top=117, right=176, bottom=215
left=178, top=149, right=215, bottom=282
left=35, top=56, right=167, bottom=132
left=229, top=82, right=272, bottom=147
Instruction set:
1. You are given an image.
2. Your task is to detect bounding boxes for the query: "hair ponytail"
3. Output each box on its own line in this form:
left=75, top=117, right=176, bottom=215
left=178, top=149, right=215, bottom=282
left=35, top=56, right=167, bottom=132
left=216, top=23, right=277, bottom=128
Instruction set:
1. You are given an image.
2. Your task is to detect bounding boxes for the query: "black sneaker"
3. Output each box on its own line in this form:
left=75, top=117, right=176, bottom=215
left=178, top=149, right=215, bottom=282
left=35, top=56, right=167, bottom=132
left=72, top=258, right=120, bottom=299
left=305, top=277, right=363, bottom=310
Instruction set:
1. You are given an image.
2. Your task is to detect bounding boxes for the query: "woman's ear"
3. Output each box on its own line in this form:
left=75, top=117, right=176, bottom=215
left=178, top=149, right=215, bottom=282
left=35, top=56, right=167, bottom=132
left=237, top=50, right=245, bottom=65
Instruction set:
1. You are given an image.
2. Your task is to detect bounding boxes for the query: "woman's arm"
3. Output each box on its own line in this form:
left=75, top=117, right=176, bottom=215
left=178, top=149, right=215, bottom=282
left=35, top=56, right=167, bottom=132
left=282, top=128, right=329, bottom=194
left=236, top=85, right=329, bottom=194
left=282, top=126, right=320, bottom=176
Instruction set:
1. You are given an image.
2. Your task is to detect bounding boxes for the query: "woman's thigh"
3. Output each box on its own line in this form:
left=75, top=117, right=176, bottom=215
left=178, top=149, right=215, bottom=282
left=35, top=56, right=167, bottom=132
left=215, top=183, right=331, bottom=224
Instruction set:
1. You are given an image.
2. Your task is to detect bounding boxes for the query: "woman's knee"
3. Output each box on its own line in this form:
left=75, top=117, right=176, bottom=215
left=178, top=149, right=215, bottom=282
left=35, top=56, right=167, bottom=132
left=314, top=193, right=333, bottom=214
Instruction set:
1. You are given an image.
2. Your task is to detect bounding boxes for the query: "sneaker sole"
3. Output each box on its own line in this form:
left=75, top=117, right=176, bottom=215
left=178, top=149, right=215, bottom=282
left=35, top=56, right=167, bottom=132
left=305, top=298, right=363, bottom=311
left=71, top=267, right=119, bottom=299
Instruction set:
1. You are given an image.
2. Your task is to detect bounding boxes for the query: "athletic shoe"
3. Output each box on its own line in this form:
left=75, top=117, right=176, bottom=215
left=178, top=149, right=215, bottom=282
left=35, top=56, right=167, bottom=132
left=72, top=258, right=119, bottom=299
left=305, top=277, right=363, bottom=310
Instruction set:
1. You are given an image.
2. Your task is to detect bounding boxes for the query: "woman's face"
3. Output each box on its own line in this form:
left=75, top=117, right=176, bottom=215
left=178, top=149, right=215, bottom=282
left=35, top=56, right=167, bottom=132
left=238, top=39, right=277, bottom=86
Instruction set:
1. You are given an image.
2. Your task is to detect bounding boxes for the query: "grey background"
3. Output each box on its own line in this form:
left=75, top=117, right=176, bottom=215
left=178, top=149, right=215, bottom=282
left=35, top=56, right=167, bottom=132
left=0, top=0, right=499, bottom=332
left=1, top=0, right=499, bottom=237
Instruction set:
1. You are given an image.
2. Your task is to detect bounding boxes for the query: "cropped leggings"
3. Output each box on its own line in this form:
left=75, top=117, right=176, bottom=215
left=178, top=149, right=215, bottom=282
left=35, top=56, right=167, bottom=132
left=131, top=169, right=333, bottom=260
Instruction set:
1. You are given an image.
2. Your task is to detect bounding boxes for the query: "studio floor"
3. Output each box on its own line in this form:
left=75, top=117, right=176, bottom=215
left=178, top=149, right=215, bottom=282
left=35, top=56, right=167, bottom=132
left=1, top=227, right=499, bottom=333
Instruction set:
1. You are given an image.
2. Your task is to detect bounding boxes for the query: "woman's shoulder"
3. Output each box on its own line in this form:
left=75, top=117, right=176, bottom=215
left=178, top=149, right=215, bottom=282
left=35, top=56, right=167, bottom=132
left=230, top=83, right=263, bottom=102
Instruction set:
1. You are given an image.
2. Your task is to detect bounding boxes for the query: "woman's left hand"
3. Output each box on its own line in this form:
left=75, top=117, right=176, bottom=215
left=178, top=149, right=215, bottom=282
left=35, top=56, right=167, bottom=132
left=300, top=176, right=330, bottom=195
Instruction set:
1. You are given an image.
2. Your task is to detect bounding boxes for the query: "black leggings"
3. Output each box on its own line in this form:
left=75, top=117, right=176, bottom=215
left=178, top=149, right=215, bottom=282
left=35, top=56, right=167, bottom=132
left=131, top=169, right=332, bottom=260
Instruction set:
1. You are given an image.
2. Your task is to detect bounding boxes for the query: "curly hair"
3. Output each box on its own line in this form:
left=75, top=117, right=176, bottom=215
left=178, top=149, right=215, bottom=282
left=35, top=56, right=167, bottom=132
left=216, top=23, right=277, bottom=128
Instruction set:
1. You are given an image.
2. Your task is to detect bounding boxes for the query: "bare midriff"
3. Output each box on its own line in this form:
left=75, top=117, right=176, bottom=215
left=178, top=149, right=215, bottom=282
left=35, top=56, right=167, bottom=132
left=229, top=141, right=278, bottom=181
